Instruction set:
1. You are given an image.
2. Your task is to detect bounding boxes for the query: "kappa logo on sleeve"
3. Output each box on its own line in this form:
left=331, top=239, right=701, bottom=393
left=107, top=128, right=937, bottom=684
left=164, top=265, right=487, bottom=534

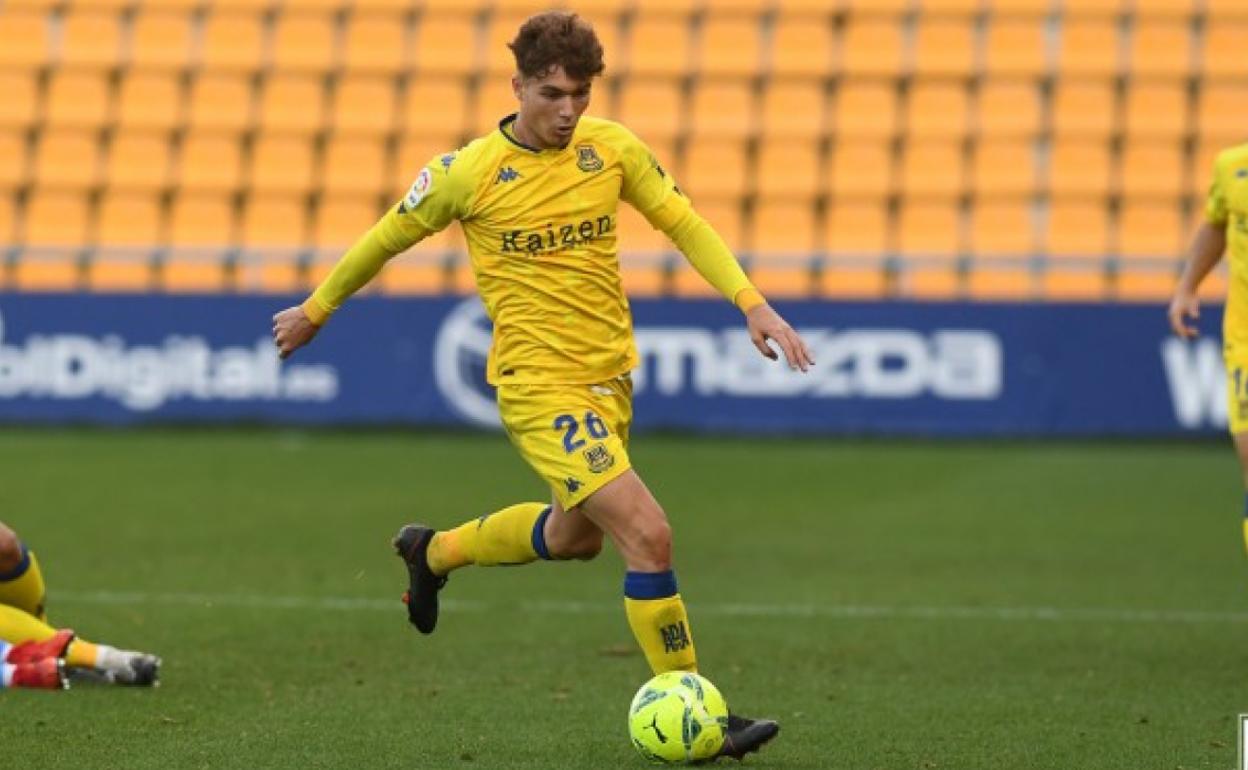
left=399, top=168, right=433, bottom=213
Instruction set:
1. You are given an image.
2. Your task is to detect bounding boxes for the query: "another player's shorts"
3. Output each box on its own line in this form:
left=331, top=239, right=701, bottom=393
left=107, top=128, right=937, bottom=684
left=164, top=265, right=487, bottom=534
left=1227, top=354, right=1248, bottom=434
left=497, top=376, right=634, bottom=509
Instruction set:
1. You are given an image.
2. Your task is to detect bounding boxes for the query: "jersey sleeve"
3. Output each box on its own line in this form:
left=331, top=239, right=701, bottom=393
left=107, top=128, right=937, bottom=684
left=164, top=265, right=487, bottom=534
left=1206, top=151, right=1229, bottom=226
left=302, top=151, right=474, bottom=324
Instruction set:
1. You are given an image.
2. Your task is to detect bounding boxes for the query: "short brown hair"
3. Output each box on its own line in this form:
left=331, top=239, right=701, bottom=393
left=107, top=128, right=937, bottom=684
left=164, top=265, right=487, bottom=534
left=508, top=11, right=605, bottom=80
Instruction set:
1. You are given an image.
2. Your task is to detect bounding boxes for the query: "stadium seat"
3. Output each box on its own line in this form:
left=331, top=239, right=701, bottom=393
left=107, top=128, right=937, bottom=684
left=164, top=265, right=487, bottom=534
left=829, top=139, right=896, bottom=199
left=329, top=75, right=397, bottom=137
left=1116, top=199, right=1184, bottom=258
left=471, top=78, right=521, bottom=137
left=910, top=17, right=976, bottom=78
left=1196, top=83, right=1248, bottom=142
left=971, top=139, right=1038, bottom=198
left=919, top=0, right=985, bottom=16
left=981, top=18, right=1049, bottom=78
left=116, top=72, right=183, bottom=133
left=751, top=200, right=819, bottom=257
left=375, top=230, right=462, bottom=295
left=625, top=15, right=692, bottom=78
left=1051, top=80, right=1118, bottom=138
left=697, top=16, right=763, bottom=79
left=1055, top=18, right=1121, bottom=78
left=315, top=194, right=385, bottom=248
left=257, top=74, right=328, bottom=136
left=615, top=205, right=670, bottom=257
left=483, top=12, right=532, bottom=76
left=0, top=131, right=28, bottom=191
left=839, top=17, right=905, bottom=78
left=106, top=131, right=172, bottom=192
left=1126, top=19, right=1193, bottom=80
left=270, top=11, right=338, bottom=74
left=177, top=133, right=244, bottom=193
left=982, top=0, right=1054, bottom=15
left=1123, top=82, right=1188, bottom=140
left=1059, top=0, right=1125, bottom=16
left=1198, top=23, right=1248, bottom=81
left=45, top=71, right=112, bottom=130
left=401, top=76, right=471, bottom=141
left=168, top=192, right=236, bottom=247
left=773, top=0, right=840, bottom=15
left=896, top=200, right=963, bottom=256
left=681, top=140, right=749, bottom=202
left=617, top=77, right=684, bottom=144
left=759, top=81, right=826, bottom=140
left=1116, top=140, right=1185, bottom=200
left=129, top=10, right=195, bottom=71
left=249, top=134, right=317, bottom=195
left=768, top=13, right=834, bottom=79
left=1048, top=139, right=1112, bottom=198
left=321, top=137, right=388, bottom=198
left=824, top=198, right=891, bottom=256
left=692, top=199, right=746, bottom=253
left=899, top=140, right=966, bottom=199
left=393, top=134, right=461, bottom=199
left=94, top=193, right=163, bottom=255
left=0, top=72, right=39, bottom=130
left=23, top=189, right=91, bottom=246
left=967, top=265, right=1033, bottom=300
left=841, top=0, right=911, bottom=16
left=0, top=193, right=15, bottom=247
left=832, top=80, right=900, bottom=139
left=904, top=81, right=971, bottom=140
left=974, top=81, right=1042, bottom=138
left=968, top=199, right=1037, bottom=258
left=342, top=12, right=409, bottom=74
left=200, top=11, right=266, bottom=73
left=241, top=194, right=308, bottom=248
left=1132, top=0, right=1197, bottom=17
left=1205, top=0, right=1248, bottom=21
left=58, top=9, right=123, bottom=70
left=1045, top=199, right=1111, bottom=257
left=687, top=80, right=755, bottom=141
left=187, top=74, right=255, bottom=135
left=34, top=129, right=102, bottom=191
left=755, top=137, right=823, bottom=202
left=0, top=9, right=52, bottom=70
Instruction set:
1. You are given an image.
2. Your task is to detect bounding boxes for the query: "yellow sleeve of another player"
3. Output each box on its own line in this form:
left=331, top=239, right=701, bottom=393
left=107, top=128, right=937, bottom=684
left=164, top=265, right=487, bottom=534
left=1206, top=151, right=1230, bottom=226
left=618, top=130, right=765, bottom=312
left=303, top=154, right=473, bottom=324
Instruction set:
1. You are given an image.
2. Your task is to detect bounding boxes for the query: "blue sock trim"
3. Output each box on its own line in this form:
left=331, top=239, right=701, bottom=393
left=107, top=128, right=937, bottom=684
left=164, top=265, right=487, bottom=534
left=0, top=545, right=30, bottom=582
left=531, top=506, right=553, bottom=560
left=624, top=570, right=678, bottom=600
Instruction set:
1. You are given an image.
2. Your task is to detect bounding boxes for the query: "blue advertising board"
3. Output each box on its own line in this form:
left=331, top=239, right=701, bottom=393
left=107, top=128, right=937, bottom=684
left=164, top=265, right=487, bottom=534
left=0, top=292, right=1227, bottom=436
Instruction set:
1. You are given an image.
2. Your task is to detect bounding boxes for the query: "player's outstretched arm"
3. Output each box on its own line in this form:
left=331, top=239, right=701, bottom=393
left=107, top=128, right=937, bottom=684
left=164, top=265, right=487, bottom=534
left=272, top=305, right=320, bottom=359
left=745, top=303, right=815, bottom=372
left=1168, top=221, right=1227, bottom=339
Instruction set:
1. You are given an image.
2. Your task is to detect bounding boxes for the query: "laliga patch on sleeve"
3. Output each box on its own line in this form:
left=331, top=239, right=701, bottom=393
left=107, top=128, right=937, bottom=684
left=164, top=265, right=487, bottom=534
left=404, top=168, right=433, bottom=210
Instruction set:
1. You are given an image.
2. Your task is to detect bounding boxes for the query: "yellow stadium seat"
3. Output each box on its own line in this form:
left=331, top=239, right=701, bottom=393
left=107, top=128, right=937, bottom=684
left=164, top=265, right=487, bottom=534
left=1195, top=83, right=1248, bottom=142
left=897, top=200, right=963, bottom=256
left=768, top=14, right=834, bottom=79
left=971, top=139, right=1038, bottom=198
left=116, top=72, right=183, bottom=133
left=840, top=18, right=905, bottom=78
left=968, top=199, right=1036, bottom=257
left=759, top=81, right=826, bottom=140
left=129, top=10, right=194, bottom=71
left=241, top=194, right=307, bottom=248
left=824, top=198, right=891, bottom=255
left=168, top=193, right=235, bottom=248
left=13, top=252, right=82, bottom=292
left=401, top=76, right=471, bottom=140
left=688, top=80, right=755, bottom=141
left=1200, top=23, right=1248, bottom=81
left=1051, top=80, right=1118, bottom=138
left=919, top=0, right=985, bottom=15
left=1127, top=20, right=1192, bottom=80
left=1048, top=139, right=1112, bottom=198
left=1205, top=0, right=1248, bottom=21
left=90, top=252, right=155, bottom=292
left=0, top=9, right=51, bottom=70
left=751, top=260, right=816, bottom=299
left=45, top=71, right=112, bottom=129
left=842, top=0, right=911, bottom=15
left=1058, top=0, right=1125, bottom=16
left=413, top=14, right=479, bottom=76
left=634, top=0, right=700, bottom=18
left=23, top=190, right=91, bottom=246
left=626, top=15, right=692, bottom=78
left=315, top=194, right=385, bottom=248
left=178, top=133, right=244, bottom=193
left=832, top=80, right=899, bottom=139
left=1117, top=199, right=1184, bottom=258
left=58, top=9, right=122, bottom=70
left=982, top=18, right=1049, bottom=78
left=904, top=81, right=970, bottom=140
left=187, top=73, right=255, bottom=135
left=615, top=205, right=669, bottom=257
left=393, top=134, right=462, bottom=198
left=681, top=140, right=749, bottom=202
left=106, top=131, right=172, bottom=192
left=1123, top=82, right=1188, bottom=140
left=975, top=81, right=1042, bottom=138
left=1115, top=270, right=1177, bottom=302
left=258, top=73, right=327, bottom=136
left=1117, top=140, right=1185, bottom=199
left=1132, top=0, right=1196, bottom=17
left=1055, top=18, right=1120, bottom=78
left=617, top=78, right=684, bottom=144
left=321, top=137, right=387, bottom=197
left=330, top=75, right=396, bottom=137
left=483, top=11, right=529, bottom=76
left=342, top=12, right=409, bottom=74
left=774, top=0, right=840, bottom=15
left=200, top=11, right=266, bottom=73
left=270, top=11, right=339, bottom=74
left=911, top=18, right=976, bottom=78
left=899, top=140, right=966, bottom=199
left=95, top=192, right=163, bottom=248
left=35, top=129, right=102, bottom=191
left=967, top=266, right=1033, bottom=301
left=1045, top=199, right=1111, bottom=257
left=471, top=78, right=520, bottom=138
left=250, top=134, right=317, bottom=195
left=0, top=131, right=28, bottom=191
left=751, top=201, right=818, bottom=257
left=755, top=137, right=823, bottom=202
left=829, top=139, right=896, bottom=198
left=0, top=193, right=15, bottom=247
left=0, top=72, right=39, bottom=130
left=697, top=16, right=762, bottom=79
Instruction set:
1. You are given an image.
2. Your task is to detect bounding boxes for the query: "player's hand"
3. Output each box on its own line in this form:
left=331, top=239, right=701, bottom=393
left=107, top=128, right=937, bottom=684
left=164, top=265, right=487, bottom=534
left=745, top=303, right=815, bottom=372
left=1167, top=291, right=1201, bottom=339
left=272, top=305, right=320, bottom=359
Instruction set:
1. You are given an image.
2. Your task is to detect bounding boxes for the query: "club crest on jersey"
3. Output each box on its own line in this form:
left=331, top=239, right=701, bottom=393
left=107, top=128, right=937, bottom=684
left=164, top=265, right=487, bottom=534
left=576, top=144, right=604, bottom=172
left=584, top=443, right=614, bottom=474
left=400, top=168, right=433, bottom=213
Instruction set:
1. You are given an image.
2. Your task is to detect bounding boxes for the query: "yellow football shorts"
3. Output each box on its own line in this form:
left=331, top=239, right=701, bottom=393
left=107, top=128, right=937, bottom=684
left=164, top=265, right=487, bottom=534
left=1227, top=355, right=1248, bottom=434
left=497, top=376, right=634, bottom=509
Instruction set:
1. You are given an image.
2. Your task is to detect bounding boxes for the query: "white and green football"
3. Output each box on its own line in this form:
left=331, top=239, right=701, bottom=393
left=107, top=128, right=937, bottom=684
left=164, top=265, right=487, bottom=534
left=627, top=672, right=729, bottom=764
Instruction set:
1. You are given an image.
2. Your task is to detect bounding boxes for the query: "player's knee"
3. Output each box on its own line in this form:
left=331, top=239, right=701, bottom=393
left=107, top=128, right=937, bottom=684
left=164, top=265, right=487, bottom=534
left=0, top=524, right=22, bottom=573
left=635, top=518, right=672, bottom=568
left=547, top=528, right=603, bottom=561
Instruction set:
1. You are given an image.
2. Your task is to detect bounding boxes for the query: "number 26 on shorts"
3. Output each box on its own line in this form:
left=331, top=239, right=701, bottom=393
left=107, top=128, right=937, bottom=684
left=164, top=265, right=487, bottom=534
left=553, top=412, right=609, bottom=453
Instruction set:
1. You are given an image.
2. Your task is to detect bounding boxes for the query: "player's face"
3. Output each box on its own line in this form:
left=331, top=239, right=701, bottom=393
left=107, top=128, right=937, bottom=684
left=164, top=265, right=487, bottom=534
left=513, top=66, right=592, bottom=149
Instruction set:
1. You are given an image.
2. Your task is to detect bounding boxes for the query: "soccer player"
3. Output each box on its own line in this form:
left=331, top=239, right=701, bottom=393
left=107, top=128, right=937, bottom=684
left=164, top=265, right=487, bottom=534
left=1170, top=144, right=1248, bottom=552
left=0, top=521, right=161, bottom=688
left=272, top=11, right=812, bottom=758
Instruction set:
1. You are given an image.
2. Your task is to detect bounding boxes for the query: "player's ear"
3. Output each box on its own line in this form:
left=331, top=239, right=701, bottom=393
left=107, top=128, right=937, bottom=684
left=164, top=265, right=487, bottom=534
left=511, top=75, right=523, bottom=102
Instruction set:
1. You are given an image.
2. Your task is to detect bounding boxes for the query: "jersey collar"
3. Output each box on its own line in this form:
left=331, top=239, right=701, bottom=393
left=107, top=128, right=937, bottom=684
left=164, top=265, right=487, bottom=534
left=498, top=113, right=576, bottom=155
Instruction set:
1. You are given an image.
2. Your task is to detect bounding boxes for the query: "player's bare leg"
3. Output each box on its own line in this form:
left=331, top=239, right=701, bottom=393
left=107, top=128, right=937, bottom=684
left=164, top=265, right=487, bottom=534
left=1233, top=433, right=1248, bottom=553
left=577, top=470, right=779, bottom=760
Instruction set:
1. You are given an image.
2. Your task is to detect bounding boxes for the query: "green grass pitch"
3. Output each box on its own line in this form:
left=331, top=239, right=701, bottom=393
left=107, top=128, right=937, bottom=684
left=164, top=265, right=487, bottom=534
left=2, top=428, right=1247, bottom=769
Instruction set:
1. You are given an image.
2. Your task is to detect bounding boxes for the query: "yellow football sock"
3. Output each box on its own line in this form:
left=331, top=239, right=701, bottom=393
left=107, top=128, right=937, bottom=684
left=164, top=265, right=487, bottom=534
left=0, top=547, right=48, bottom=622
left=427, top=503, right=551, bottom=574
left=0, top=603, right=56, bottom=644
left=66, top=639, right=100, bottom=669
left=624, top=571, right=698, bottom=674
left=1242, top=517, right=1248, bottom=556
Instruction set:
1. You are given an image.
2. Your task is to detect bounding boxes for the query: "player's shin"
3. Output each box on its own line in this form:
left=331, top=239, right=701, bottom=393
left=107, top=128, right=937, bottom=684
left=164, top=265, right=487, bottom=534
left=624, top=570, right=698, bottom=674
left=427, top=502, right=551, bottom=574
left=0, top=545, right=48, bottom=621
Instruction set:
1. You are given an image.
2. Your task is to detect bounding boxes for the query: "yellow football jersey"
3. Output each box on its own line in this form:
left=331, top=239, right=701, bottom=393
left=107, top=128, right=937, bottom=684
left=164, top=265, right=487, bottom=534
left=1207, top=143, right=1248, bottom=350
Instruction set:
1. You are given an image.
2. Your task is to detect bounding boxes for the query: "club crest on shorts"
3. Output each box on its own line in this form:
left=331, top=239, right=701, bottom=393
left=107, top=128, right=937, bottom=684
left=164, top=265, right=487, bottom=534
left=583, top=443, right=615, bottom=473
left=576, top=144, right=604, bottom=172
left=400, top=167, right=433, bottom=213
